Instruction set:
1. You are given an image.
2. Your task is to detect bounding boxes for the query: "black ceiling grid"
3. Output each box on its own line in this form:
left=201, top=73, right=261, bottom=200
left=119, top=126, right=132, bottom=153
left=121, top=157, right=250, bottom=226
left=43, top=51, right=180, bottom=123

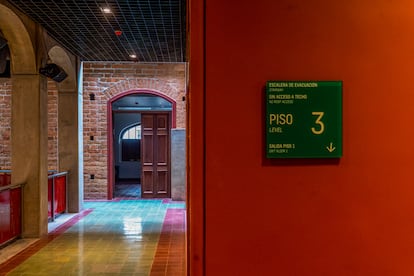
left=7, top=0, right=186, bottom=62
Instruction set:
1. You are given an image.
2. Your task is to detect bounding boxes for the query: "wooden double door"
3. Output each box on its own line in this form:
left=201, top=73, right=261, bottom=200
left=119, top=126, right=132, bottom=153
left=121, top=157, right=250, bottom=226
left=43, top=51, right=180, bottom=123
left=141, top=113, right=171, bottom=198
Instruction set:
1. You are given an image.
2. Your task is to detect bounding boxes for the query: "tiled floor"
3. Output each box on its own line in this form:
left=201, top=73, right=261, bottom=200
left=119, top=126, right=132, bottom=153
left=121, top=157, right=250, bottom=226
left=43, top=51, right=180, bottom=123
left=0, top=199, right=186, bottom=276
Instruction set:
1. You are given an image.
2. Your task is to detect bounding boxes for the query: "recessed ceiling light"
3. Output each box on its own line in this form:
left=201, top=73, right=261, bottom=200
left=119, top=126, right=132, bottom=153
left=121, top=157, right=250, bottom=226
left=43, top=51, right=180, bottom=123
left=101, top=7, right=112, bottom=14
left=129, top=54, right=137, bottom=59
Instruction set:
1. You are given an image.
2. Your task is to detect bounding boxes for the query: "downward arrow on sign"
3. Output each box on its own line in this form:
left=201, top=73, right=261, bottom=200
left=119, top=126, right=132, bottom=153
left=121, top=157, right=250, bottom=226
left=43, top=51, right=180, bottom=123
left=326, top=142, right=336, bottom=152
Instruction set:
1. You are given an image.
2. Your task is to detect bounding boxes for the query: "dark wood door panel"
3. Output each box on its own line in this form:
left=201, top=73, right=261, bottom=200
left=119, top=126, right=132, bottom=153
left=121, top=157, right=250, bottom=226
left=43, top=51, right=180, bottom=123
left=157, top=115, right=168, bottom=129
left=156, top=170, right=169, bottom=195
left=142, top=170, right=154, bottom=195
left=157, top=135, right=168, bottom=164
left=141, top=113, right=171, bottom=198
left=142, top=134, right=154, bottom=165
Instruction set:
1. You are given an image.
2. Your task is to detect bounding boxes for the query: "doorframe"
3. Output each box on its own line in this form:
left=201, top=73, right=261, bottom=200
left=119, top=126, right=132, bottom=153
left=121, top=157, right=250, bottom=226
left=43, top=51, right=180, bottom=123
left=107, top=89, right=177, bottom=200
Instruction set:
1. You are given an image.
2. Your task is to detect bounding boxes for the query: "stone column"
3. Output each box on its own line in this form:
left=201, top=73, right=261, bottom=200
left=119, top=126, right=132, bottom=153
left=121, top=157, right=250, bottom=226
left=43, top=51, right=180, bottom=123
left=58, top=89, right=82, bottom=213
left=11, top=74, right=48, bottom=238
left=171, top=128, right=186, bottom=201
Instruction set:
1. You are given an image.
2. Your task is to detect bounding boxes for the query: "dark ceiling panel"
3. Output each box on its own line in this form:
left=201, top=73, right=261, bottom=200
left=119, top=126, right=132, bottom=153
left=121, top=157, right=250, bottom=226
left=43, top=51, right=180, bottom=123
left=7, top=0, right=186, bottom=62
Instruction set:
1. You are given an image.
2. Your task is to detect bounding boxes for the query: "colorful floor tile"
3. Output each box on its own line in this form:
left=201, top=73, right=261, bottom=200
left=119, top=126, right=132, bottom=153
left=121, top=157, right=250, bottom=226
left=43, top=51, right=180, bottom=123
left=0, top=200, right=186, bottom=276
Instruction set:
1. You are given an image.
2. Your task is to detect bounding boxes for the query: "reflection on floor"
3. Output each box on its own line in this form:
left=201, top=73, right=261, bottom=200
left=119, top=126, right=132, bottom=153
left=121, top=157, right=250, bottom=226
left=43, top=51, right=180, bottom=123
left=114, top=184, right=141, bottom=198
left=115, top=179, right=141, bottom=199
left=0, top=199, right=186, bottom=276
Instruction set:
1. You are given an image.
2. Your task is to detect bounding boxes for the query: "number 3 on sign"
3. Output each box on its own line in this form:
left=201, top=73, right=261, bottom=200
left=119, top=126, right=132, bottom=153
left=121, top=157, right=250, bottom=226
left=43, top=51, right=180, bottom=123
left=311, top=112, right=325, bottom=135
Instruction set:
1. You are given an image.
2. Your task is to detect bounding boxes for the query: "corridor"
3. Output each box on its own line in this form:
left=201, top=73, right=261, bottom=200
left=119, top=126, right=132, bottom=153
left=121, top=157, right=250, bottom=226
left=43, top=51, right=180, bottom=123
left=0, top=200, right=186, bottom=275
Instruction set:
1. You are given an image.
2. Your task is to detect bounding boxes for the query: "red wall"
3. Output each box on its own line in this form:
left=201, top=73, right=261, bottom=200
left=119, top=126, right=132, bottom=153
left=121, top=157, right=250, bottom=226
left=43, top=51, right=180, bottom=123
left=190, top=0, right=414, bottom=275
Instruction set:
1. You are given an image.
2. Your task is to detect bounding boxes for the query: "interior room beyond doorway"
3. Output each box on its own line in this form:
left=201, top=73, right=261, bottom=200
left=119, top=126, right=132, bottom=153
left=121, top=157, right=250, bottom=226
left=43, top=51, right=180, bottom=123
left=111, top=93, right=173, bottom=199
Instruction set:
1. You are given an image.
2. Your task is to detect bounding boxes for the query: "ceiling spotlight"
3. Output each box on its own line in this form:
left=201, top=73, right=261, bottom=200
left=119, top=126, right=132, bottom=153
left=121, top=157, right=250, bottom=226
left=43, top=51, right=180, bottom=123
left=129, top=54, right=137, bottom=59
left=101, top=7, right=112, bottom=14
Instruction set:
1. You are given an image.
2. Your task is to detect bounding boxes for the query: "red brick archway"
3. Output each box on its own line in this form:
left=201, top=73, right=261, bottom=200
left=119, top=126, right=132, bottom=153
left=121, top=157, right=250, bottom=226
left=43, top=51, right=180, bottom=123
left=107, top=89, right=176, bottom=199
left=82, top=67, right=186, bottom=200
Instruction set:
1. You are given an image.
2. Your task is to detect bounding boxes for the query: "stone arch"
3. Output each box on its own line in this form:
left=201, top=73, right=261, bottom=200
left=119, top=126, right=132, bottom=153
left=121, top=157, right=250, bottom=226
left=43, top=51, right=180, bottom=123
left=0, top=4, right=48, bottom=238
left=46, top=45, right=76, bottom=171
left=47, top=46, right=81, bottom=213
left=48, top=45, right=77, bottom=90
left=0, top=3, right=36, bottom=74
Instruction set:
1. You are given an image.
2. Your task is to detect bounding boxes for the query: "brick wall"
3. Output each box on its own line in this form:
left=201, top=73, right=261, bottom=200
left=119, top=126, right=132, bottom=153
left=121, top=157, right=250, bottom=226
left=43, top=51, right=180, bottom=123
left=82, top=62, right=186, bottom=199
left=47, top=80, right=58, bottom=171
left=0, top=79, right=12, bottom=170
left=0, top=78, right=59, bottom=171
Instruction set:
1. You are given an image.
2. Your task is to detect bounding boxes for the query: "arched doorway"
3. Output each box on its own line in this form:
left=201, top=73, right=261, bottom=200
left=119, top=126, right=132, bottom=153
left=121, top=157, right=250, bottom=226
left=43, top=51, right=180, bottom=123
left=108, top=90, right=176, bottom=199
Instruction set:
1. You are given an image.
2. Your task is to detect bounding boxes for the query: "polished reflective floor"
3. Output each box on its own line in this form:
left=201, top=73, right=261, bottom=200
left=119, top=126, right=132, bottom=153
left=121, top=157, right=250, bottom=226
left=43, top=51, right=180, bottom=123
left=114, top=183, right=141, bottom=198
left=0, top=199, right=186, bottom=276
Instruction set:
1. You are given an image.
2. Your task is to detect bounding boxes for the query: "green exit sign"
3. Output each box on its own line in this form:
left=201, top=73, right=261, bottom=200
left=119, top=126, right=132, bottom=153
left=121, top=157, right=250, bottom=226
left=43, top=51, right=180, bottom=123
left=266, top=81, right=342, bottom=158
